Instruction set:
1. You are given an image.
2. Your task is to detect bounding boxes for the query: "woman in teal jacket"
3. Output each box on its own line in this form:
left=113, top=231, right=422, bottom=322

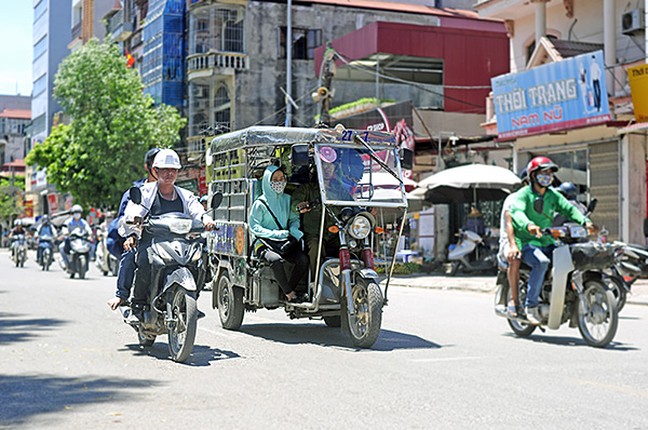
left=250, top=165, right=308, bottom=302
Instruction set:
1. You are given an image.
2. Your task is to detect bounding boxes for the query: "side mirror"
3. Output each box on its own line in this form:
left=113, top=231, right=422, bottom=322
left=587, top=198, right=598, bottom=214
left=129, top=187, right=142, bottom=205
left=291, top=144, right=310, bottom=169
left=400, top=148, right=414, bottom=170
left=533, top=198, right=544, bottom=214
left=211, top=192, right=223, bottom=210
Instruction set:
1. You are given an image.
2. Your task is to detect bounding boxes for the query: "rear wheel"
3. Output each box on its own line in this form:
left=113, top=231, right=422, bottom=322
left=342, top=280, right=383, bottom=348
left=168, top=289, right=198, bottom=363
left=607, top=276, right=627, bottom=312
left=217, top=271, right=244, bottom=330
left=507, top=279, right=536, bottom=338
left=578, top=280, right=618, bottom=348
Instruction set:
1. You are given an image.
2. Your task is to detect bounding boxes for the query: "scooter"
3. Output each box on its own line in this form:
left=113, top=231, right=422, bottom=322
left=37, top=234, right=54, bottom=271
left=60, top=228, right=92, bottom=279
left=11, top=234, right=27, bottom=268
left=446, top=229, right=498, bottom=276
left=95, top=226, right=118, bottom=276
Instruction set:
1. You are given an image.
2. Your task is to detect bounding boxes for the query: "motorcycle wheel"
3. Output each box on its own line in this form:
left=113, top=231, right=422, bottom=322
left=506, top=281, right=536, bottom=338
left=577, top=280, right=618, bottom=348
left=217, top=271, right=244, bottom=330
left=78, top=256, right=87, bottom=280
left=607, top=276, right=627, bottom=312
left=109, top=257, right=118, bottom=277
left=323, top=316, right=341, bottom=327
left=43, top=249, right=51, bottom=271
left=168, top=289, right=198, bottom=363
left=138, top=331, right=156, bottom=347
left=342, top=280, right=383, bottom=348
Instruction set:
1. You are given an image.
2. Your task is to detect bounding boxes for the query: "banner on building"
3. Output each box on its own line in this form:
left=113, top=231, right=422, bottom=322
left=492, top=50, right=611, bottom=140
left=47, top=193, right=58, bottom=213
left=628, top=64, right=648, bottom=122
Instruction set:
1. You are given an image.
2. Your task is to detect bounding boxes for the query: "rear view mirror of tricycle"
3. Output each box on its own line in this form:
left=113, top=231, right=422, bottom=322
left=211, top=192, right=223, bottom=210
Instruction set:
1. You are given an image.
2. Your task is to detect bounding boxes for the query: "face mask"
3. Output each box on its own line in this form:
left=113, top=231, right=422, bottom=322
left=536, top=173, right=553, bottom=187
left=73, top=213, right=81, bottom=220
left=270, top=180, right=286, bottom=194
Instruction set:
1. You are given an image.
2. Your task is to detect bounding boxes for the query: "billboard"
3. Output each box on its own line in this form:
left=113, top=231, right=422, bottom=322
left=492, top=50, right=611, bottom=140
left=628, top=64, right=648, bottom=122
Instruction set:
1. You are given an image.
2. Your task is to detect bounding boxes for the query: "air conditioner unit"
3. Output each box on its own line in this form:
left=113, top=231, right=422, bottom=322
left=622, top=9, right=644, bottom=35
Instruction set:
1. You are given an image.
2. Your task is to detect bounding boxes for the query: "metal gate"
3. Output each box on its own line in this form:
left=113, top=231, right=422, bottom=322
left=588, top=140, right=620, bottom=241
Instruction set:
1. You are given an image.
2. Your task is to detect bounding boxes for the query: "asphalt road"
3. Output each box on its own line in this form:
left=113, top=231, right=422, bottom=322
left=1, top=249, right=648, bottom=429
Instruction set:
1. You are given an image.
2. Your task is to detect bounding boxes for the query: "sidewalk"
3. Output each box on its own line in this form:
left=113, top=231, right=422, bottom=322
left=384, top=273, right=648, bottom=306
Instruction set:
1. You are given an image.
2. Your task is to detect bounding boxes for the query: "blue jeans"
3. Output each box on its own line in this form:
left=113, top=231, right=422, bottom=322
left=521, top=244, right=553, bottom=308
left=116, top=250, right=136, bottom=299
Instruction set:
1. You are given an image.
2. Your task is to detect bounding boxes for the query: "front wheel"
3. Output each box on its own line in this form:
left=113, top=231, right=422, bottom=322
left=168, top=289, right=198, bottom=363
left=577, top=280, right=618, bottom=348
left=342, top=280, right=383, bottom=348
left=43, top=249, right=52, bottom=271
left=217, top=271, right=244, bottom=330
left=77, top=255, right=87, bottom=279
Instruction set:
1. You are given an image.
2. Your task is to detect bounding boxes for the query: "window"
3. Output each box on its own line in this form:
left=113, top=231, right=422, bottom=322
left=34, top=36, right=47, bottom=61
left=278, top=27, right=322, bottom=60
left=33, top=74, right=47, bottom=96
left=34, top=0, right=47, bottom=22
left=32, top=114, right=46, bottom=135
left=212, top=85, right=230, bottom=128
left=189, top=7, right=245, bottom=55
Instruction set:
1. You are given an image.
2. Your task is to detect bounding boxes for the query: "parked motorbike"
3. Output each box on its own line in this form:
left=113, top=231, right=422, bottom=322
left=605, top=242, right=648, bottom=312
left=119, top=187, right=221, bottom=363
left=95, top=226, right=118, bottom=276
left=11, top=234, right=27, bottom=268
left=60, top=227, right=92, bottom=279
left=37, top=234, right=54, bottom=271
left=494, top=223, right=620, bottom=348
left=446, top=229, right=498, bottom=275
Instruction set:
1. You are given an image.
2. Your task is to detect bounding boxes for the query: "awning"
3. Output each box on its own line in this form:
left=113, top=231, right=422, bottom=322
left=617, top=122, right=648, bottom=135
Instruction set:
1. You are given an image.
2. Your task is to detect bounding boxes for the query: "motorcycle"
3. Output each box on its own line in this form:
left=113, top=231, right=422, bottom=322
left=120, top=187, right=221, bottom=363
left=60, top=227, right=92, bottom=279
left=494, top=223, right=620, bottom=348
left=11, top=234, right=27, bottom=268
left=446, top=229, right=498, bottom=275
left=95, top=225, right=118, bottom=276
left=37, top=234, right=54, bottom=271
left=605, top=242, right=648, bottom=312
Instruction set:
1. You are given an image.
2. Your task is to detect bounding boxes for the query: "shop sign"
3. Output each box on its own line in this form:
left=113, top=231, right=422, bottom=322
left=628, top=64, right=648, bottom=122
left=47, top=193, right=58, bottom=213
left=491, top=50, right=611, bottom=140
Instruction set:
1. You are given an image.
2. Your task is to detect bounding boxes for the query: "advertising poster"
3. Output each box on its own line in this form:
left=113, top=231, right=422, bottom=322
left=492, top=50, right=611, bottom=140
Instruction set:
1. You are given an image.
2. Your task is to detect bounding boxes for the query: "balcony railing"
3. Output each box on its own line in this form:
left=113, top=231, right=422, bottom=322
left=187, top=52, right=249, bottom=75
left=106, top=9, right=134, bottom=42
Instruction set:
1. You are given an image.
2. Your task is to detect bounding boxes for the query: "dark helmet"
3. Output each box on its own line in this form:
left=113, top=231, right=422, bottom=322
left=526, top=156, right=558, bottom=178
left=144, top=148, right=161, bottom=171
left=517, top=168, right=528, bottom=180
left=558, top=182, right=578, bottom=200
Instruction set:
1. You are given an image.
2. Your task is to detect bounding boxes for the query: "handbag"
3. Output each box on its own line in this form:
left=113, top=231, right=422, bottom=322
left=258, top=199, right=300, bottom=257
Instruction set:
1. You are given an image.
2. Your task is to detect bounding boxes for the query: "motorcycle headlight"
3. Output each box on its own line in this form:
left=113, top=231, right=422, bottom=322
left=169, top=219, right=192, bottom=235
left=569, top=225, right=587, bottom=238
left=349, top=215, right=372, bottom=240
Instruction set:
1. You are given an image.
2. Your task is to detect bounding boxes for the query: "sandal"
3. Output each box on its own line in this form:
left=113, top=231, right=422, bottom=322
left=506, top=303, right=518, bottom=318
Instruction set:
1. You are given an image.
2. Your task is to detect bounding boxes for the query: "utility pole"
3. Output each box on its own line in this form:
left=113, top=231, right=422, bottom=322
left=285, top=0, right=293, bottom=127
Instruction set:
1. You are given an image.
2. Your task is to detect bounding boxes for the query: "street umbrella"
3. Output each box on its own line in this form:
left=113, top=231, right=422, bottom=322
left=416, top=164, right=520, bottom=204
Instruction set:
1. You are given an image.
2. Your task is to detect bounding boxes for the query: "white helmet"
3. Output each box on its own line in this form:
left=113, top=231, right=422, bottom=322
left=14, top=219, right=22, bottom=226
left=152, top=149, right=181, bottom=170
left=71, top=204, right=83, bottom=213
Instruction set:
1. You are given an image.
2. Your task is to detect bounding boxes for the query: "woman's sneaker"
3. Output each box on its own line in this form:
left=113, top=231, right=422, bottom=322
left=525, top=306, right=541, bottom=325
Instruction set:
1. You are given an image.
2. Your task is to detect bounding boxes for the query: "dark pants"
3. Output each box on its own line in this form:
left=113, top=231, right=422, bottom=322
left=116, top=250, right=136, bottom=300
left=593, top=79, right=601, bottom=110
left=262, top=248, right=309, bottom=295
left=132, top=242, right=152, bottom=306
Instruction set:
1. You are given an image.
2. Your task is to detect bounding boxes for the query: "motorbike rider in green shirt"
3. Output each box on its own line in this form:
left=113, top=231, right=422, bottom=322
left=509, top=156, right=595, bottom=325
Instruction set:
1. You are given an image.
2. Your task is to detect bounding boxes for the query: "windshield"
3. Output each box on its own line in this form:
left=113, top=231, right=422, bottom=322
left=314, top=144, right=407, bottom=207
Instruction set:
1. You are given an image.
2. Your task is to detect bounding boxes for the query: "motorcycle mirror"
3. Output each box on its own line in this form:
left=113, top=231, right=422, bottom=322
left=400, top=148, right=414, bottom=170
left=291, top=144, right=310, bottom=169
left=587, top=198, right=598, bottom=213
left=211, top=192, right=223, bottom=210
left=533, top=198, right=544, bottom=214
left=129, top=187, right=142, bottom=205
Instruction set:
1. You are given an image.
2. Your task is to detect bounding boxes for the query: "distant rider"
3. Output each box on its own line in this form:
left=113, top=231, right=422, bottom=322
left=509, top=156, right=594, bottom=325
left=36, top=215, right=58, bottom=265
left=8, top=220, right=27, bottom=261
left=553, top=181, right=588, bottom=226
left=59, top=205, right=93, bottom=270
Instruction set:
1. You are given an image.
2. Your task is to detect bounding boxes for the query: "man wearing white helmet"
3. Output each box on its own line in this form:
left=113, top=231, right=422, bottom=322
left=59, top=204, right=93, bottom=269
left=120, top=148, right=215, bottom=318
left=8, top=219, right=27, bottom=261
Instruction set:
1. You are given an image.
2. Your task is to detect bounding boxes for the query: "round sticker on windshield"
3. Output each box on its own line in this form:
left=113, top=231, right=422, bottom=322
left=318, top=146, right=337, bottom=163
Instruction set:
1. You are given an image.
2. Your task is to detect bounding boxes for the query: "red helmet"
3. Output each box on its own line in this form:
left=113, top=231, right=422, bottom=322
left=526, top=156, right=558, bottom=178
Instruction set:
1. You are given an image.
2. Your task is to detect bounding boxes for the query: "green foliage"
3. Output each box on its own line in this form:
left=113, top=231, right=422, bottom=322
left=25, top=39, right=186, bottom=209
left=0, top=175, right=25, bottom=221
left=375, top=262, right=421, bottom=275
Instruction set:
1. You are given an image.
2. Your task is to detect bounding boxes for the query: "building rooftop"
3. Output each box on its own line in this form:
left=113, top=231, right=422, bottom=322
left=0, top=109, right=31, bottom=120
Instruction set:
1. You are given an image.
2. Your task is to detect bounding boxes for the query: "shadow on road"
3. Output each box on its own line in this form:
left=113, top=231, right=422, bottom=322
left=503, top=332, right=639, bottom=351
left=239, top=323, right=442, bottom=351
left=0, top=312, right=67, bottom=345
left=120, top=343, right=240, bottom=366
left=0, top=373, right=156, bottom=427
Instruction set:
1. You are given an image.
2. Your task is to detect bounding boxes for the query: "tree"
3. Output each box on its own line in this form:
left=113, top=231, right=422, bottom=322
left=0, top=175, right=25, bottom=223
left=26, top=39, right=186, bottom=210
